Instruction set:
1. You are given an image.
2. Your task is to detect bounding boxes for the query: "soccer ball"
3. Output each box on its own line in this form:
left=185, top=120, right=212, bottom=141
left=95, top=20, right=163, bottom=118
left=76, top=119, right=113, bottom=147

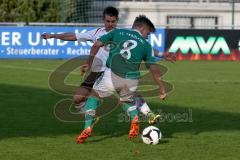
left=141, top=126, right=162, bottom=145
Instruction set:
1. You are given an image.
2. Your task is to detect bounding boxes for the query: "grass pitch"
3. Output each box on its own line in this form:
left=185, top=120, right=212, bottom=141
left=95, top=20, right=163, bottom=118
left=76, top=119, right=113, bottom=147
left=0, top=60, right=240, bottom=160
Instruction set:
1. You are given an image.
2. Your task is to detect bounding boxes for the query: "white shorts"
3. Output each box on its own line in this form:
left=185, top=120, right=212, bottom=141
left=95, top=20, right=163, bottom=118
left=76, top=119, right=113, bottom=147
left=93, top=68, right=139, bottom=102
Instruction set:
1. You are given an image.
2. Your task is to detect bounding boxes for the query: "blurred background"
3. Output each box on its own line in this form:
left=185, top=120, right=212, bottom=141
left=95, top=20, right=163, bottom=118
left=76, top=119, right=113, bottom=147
left=1, top=1, right=240, bottom=160
left=0, top=0, right=240, bottom=29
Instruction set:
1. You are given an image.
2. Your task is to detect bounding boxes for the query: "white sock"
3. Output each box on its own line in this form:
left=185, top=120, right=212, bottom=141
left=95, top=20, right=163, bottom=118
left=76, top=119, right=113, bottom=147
left=139, top=102, right=151, bottom=116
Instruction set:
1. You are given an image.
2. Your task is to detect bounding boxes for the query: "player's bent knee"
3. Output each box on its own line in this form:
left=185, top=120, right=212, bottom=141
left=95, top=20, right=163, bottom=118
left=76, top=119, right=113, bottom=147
left=73, top=95, right=86, bottom=104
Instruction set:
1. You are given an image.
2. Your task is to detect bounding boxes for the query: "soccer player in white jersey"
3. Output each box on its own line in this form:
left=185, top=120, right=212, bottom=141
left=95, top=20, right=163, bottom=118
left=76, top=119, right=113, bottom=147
left=41, top=6, right=120, bottom=112
left=41, top=7, right=175, bottom=126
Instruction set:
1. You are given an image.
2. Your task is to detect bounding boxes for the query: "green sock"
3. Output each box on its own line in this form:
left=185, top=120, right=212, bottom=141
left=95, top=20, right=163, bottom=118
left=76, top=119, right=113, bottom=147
left=122, top=103, right=138, bottom=120
left=84, top=96, right=100, bottom=129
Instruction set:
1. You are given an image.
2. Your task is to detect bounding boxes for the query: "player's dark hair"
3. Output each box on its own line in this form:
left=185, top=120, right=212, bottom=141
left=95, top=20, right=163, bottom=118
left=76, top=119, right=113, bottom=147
left=132, top=15, right=156, bottom=32
left=103, top=6, right=119, bottom=19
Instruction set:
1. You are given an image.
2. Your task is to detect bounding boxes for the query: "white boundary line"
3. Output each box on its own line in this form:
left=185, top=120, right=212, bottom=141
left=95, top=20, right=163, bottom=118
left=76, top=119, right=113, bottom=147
left=1, top=64, right=240, bottom=83
left=0, top=64, right=79, bottom=75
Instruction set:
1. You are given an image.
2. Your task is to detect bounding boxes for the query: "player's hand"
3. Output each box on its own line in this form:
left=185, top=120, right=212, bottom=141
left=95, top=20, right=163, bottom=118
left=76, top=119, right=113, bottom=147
left=163, top=52, right=176, bottom=63
left=80, top=63, right=89, bottom=75
left=41, top=33, right=52, bottom=39
left=159, top=88, right=167, bottom=100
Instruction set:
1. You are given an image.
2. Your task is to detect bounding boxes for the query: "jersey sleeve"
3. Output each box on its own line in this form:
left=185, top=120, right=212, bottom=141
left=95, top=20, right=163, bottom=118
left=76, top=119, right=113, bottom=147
left=144, top=44, right=156, bottom=68
left=98, top=29, right=115, bottom=44
left=75, top=28, right=99, bottom=42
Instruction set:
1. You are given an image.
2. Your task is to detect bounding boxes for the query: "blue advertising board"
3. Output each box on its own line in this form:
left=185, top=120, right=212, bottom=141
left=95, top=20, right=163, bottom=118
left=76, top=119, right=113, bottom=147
left=0, top=26, right=165, bottom=59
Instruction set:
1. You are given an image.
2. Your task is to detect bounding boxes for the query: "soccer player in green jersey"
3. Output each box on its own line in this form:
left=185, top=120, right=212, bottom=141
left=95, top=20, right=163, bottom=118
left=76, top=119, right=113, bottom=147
left=76, top=15, right=166, bottom=144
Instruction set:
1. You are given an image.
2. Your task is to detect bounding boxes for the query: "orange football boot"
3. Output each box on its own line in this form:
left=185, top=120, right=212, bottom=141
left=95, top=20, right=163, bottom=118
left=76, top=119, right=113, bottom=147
left=129, top=116, right=139, bottom=140
left=76, top=127, right=92, bottom=144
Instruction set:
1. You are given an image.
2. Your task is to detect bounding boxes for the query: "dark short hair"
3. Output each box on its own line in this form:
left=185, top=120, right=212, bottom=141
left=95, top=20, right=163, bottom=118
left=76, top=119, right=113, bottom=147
left=103, top=6, right=119, bottom=19
left=132, top=15, right=156, bottom=33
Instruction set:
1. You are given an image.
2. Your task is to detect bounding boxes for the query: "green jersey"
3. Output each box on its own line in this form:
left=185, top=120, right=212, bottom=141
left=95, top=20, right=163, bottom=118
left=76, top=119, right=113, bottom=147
left=98, top=28, right=156, bottom=79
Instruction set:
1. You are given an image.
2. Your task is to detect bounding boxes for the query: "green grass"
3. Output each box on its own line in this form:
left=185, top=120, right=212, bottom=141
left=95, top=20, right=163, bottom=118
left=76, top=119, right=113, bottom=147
left=0, top=60, right=240, bottom=160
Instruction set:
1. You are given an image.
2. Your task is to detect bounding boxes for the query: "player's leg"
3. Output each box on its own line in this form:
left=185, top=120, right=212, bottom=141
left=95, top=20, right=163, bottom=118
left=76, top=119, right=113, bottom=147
left=73, top=87, right=90, bottom=112
left=117, top=76, right=140, bottom=140
left=76, top=69, right=114, bottom=143
left=73, top=71, right=103, bottom=112
left=135, top=95, right=161, bottom=125
left=76, top=91, right=101, bottom=144
left=122, top=102, right=139, bottom=139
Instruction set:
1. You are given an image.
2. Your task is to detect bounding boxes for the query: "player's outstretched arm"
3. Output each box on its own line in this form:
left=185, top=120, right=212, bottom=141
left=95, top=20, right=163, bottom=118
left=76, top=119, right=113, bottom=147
left=163, top=52, right=176, bottom=63
left=149, top=64, right=167, bottom=100
left=153, top=48, right=176, bottom=63
left=41, top=33, right=77, bottom=41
